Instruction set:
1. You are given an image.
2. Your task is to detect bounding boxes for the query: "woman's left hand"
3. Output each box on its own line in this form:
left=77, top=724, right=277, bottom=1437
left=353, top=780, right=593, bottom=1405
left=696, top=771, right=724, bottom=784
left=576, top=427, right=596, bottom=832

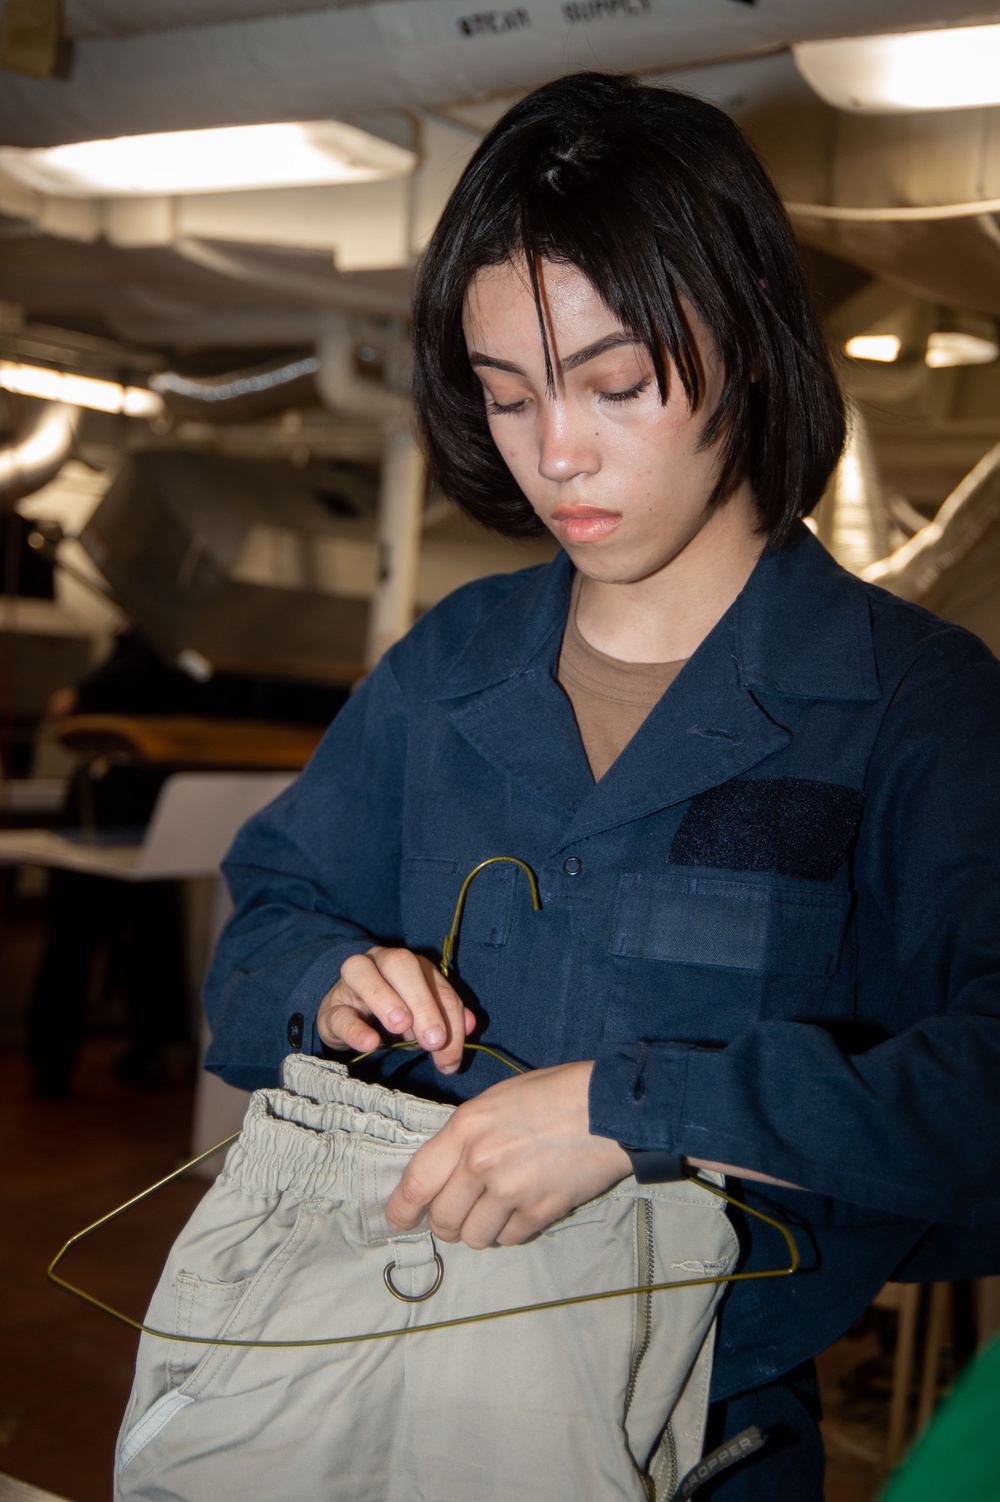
left=384, top=1061, right=632, bottom=1248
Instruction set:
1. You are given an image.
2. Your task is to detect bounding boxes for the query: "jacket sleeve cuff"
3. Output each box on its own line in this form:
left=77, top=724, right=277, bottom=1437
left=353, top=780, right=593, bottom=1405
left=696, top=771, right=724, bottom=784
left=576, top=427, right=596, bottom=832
left=203, top=938, right=371, bottom=1086
left=291, top=941, right=372, bottom=1056
left=589, top=1040, right=694, bottom=1149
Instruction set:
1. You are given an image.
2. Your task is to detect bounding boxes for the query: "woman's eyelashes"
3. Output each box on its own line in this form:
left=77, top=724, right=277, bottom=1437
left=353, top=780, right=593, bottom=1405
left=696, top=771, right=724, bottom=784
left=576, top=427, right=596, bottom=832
left=483, top=374, right=653, bottom=417
left=485, top=393, right=529, bottom=416
left=599, top=376, right=652, bottom=405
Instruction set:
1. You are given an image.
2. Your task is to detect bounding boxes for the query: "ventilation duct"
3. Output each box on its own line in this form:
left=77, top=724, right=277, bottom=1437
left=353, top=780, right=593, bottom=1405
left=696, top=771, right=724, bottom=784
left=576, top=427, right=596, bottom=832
left=81, top=449, right=379, bottom=681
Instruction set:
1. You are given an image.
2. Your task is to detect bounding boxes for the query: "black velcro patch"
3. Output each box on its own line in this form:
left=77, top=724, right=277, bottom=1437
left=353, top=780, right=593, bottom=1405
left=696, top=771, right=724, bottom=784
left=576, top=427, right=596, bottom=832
left=670, top=777, right=864, bottom=882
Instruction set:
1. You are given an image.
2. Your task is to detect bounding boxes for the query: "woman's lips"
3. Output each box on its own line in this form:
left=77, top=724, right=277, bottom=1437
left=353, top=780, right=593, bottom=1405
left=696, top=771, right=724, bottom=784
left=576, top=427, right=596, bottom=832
left=550, top=507, right=621, bottom=544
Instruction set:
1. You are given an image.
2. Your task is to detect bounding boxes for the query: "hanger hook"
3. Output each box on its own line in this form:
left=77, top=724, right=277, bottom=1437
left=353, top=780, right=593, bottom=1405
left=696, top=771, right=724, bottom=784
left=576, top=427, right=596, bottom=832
left=440, top=856, right=541, bottom=980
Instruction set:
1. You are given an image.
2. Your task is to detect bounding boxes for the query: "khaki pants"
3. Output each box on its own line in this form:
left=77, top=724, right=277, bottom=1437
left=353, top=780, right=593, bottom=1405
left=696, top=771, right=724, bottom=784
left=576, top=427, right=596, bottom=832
left=116, top=1056, right=738, bottom=1502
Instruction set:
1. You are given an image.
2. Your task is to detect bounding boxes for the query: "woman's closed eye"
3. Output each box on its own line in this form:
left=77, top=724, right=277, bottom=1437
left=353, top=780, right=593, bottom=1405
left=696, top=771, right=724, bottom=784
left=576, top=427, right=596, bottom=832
left=599, top=376, right=652, bottom=405
left=484, top=374, right=653, bottom=418
left=485, top=393, right=530, bottom=416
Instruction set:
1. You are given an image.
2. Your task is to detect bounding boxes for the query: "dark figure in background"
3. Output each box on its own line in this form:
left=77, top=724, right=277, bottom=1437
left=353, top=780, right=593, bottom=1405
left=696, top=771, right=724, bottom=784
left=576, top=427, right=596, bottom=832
left=28, top=628, right=349, bottom=1096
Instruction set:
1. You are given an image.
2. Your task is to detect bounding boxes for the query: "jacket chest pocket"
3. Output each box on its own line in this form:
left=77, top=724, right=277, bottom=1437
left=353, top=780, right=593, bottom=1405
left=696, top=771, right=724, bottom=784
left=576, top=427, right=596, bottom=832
left=610, top=872, right=851, bottom=977
left=400, top=856, right=516, bottom=954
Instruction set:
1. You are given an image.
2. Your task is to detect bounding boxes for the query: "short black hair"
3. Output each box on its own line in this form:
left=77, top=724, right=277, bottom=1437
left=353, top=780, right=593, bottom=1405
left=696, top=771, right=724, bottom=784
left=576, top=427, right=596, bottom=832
left=412, top=72, right=844, bottom=547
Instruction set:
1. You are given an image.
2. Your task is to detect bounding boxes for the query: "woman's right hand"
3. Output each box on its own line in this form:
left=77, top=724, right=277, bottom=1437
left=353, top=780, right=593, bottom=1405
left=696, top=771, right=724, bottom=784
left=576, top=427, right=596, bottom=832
left=317, top=947, right=475, bottom=1075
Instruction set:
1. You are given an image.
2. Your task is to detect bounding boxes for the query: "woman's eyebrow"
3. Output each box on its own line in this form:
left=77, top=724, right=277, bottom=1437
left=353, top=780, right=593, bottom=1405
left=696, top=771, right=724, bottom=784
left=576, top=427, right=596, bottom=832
left=562, top=333, right=640, bottom=371
left=468, top=333, right=640, bottom=378
left=468, top=353, right=524, bottom=375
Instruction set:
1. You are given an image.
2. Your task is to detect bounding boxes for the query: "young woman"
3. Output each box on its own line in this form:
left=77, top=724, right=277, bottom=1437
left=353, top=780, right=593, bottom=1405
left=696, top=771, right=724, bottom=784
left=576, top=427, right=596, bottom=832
left=205, top=73, right=1000, bottom=1498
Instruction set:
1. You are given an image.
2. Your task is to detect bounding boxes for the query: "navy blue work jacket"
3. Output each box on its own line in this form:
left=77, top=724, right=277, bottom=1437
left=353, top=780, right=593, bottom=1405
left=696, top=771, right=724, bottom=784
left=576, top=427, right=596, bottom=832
left=205, top=525, right=1000, bottom=1399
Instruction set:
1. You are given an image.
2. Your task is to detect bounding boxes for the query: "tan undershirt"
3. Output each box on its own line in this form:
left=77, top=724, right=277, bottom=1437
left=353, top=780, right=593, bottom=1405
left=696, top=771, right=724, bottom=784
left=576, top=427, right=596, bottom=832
left=557, top=575, right=688, bottom=781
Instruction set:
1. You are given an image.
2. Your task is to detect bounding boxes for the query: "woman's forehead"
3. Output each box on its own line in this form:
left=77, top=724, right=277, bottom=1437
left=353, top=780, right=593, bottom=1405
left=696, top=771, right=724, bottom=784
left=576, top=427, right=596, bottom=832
left=462, top=259, right=624, bottom=343
left=461, top=257, right=713, bottom=380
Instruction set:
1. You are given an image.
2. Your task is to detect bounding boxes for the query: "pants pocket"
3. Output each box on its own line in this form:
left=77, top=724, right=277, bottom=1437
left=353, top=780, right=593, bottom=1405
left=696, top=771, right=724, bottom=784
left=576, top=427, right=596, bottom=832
left=117, top=1197, right=320, bottom=1492
left=166, top=1270, right=251, bottom=1389
left=117, top=1390, right=194, bottom=1479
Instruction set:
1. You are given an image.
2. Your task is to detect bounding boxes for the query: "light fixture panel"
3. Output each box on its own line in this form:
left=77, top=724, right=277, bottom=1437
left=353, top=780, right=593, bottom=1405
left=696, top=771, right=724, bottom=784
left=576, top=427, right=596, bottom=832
left=795, top=24, right=1000, bottom=114
left=925, top=331, right=1000, bottom=368
left=845, top=335, right=901, bottom=364
left=0, top=361, right=162, bottom=417
left=0, top=120, right=417, bottom=198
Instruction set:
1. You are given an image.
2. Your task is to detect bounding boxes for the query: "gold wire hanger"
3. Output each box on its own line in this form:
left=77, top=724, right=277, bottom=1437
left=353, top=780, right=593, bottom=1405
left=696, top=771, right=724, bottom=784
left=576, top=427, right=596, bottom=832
left=48, top=855, right=799, bottom=1348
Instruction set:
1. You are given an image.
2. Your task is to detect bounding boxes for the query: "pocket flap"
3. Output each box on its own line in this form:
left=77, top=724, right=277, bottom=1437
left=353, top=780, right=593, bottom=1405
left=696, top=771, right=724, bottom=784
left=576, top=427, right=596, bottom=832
left=610, top=872, right=850, bottom=977
left=400, top=856, right=516, bottom=949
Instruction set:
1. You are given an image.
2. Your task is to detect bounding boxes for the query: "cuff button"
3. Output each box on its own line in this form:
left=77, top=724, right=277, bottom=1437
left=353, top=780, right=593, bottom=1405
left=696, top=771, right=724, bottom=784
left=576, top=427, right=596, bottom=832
left=286, top=1012, right=305, bottom=1049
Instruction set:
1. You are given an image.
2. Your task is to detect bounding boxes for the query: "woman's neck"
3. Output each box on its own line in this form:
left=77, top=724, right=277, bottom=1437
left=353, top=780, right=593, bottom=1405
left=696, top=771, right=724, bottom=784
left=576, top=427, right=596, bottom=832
left=574, top=489, right=765, bottom=664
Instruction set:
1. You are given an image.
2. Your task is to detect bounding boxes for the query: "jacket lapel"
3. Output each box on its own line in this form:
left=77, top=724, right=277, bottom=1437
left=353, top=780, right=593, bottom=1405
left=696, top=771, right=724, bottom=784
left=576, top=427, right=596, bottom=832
left=433, top=526, right=881, bottom=845
left=448, top=667, right=595, bottom=816
left=553, top=612, right=791, bottom=850
left=438, top=552, right=594, bottom=815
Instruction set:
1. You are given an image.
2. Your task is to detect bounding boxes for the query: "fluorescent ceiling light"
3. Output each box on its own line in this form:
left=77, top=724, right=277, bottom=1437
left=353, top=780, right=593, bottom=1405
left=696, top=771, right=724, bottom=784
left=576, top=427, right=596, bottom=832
left=844, top=334, right=901, bottom=363
left=794, top=24, right=1000, bottom=113
left=0, top=362, right=163, bottom=417
left=925, top=331, right=1000, bottom=368
left=0, top=121, right=416, bottom=198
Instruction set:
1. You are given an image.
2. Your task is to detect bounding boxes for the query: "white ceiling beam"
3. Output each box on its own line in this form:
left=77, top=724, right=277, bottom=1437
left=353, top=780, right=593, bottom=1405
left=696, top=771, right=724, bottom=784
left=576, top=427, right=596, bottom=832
left=0, top=0, right=993, bottom=148
left=59, top=1, right=352, bottom=39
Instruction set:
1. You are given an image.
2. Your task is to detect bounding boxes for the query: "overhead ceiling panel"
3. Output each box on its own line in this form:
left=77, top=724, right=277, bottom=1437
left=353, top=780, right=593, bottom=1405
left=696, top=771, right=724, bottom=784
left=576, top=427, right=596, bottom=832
left=60, top=1, right=365, bottom=38
left=0, top=0, right=994, bottom=147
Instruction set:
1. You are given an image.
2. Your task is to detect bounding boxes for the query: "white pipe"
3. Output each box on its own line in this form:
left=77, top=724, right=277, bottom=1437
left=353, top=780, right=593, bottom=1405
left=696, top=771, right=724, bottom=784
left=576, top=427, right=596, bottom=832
left=315, top=316, right=409, bottom=423
left=0, top=402, right=80, bottom=506
left=788, top=196, right=1000, bottom=223
left=151, top=352, right=320, bottom=419
left=813, top=403, right=891, bottom=574
left=107, top=309, right=327, bottom=348
left=864, top=439, right=1000, bottom=600
left=317, top=316, right=423, bottom=657
left=172, top=239, right=411, bottom=318
left=366, top=422, right=426, bottom=667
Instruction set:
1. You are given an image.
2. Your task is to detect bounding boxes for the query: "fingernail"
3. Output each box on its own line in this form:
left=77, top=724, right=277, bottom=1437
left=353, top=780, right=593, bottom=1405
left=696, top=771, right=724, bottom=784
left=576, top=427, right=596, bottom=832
left=388, top=1009, right=407, bottom=1028
left=424, top=1027, right=445, bottom=1050
left=440, top=1062, right=458, bottom=1076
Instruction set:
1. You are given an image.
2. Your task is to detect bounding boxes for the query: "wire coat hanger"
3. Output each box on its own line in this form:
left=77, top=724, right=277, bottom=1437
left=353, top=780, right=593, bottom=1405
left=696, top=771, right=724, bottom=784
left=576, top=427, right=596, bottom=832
left=48, top=856, right=799, bottom=1346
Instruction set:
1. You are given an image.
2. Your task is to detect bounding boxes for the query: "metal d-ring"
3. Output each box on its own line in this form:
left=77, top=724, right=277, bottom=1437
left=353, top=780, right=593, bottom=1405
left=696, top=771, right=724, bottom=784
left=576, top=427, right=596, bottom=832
left=383, top=1252, right=444, bottom=1303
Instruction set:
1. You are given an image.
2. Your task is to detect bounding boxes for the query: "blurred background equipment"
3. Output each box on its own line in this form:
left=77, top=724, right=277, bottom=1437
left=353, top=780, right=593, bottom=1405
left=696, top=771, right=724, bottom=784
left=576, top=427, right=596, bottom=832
left=21, top=624, right=348, bottom=1099
left=3, top=7, right=1000, bottom=678
left=82, top=451, right=378, bottom=682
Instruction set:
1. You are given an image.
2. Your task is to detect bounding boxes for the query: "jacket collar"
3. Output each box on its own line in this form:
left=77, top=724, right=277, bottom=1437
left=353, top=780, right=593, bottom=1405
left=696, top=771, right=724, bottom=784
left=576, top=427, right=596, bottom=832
left=429, top=550, right=574, bottom=703
left=432, top=523, right=881, bottom=706
left=735, top=524, right=881, bottom=702
left=431, top=524, right=882, bottom=841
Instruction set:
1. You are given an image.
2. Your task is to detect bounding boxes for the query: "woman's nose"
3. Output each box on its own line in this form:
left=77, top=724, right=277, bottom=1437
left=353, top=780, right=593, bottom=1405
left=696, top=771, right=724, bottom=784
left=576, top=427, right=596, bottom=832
left=536, top=399, right=598, bottom=484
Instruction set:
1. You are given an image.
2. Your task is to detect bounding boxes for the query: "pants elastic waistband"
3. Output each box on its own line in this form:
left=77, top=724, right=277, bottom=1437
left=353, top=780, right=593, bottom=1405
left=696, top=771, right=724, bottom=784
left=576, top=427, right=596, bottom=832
left=281, top=1054, right=454, bottom=1134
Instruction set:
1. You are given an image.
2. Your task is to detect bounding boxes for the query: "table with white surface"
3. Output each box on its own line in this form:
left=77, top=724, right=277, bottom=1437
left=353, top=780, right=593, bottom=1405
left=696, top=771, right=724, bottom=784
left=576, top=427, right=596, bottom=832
left=0, top=771, right=291, bottom=1154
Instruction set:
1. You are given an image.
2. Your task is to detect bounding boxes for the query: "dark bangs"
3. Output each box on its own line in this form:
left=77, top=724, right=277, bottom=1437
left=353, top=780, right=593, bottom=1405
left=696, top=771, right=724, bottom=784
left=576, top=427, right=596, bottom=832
left=411, top=71, right=845, bottom=547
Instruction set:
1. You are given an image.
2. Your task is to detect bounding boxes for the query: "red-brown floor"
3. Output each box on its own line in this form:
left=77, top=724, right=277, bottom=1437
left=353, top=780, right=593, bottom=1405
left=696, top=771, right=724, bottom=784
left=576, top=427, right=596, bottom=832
left=0, top=1041, right=203, bottom=1502
left=0, top=1035, right=894, bottom=1502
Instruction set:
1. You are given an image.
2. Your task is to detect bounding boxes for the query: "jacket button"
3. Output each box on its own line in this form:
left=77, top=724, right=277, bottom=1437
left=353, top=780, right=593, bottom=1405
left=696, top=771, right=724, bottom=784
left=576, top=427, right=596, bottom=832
left=286, top=1012, right=304, bottom=1049
left=563, top=856, right=583, bottom=876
